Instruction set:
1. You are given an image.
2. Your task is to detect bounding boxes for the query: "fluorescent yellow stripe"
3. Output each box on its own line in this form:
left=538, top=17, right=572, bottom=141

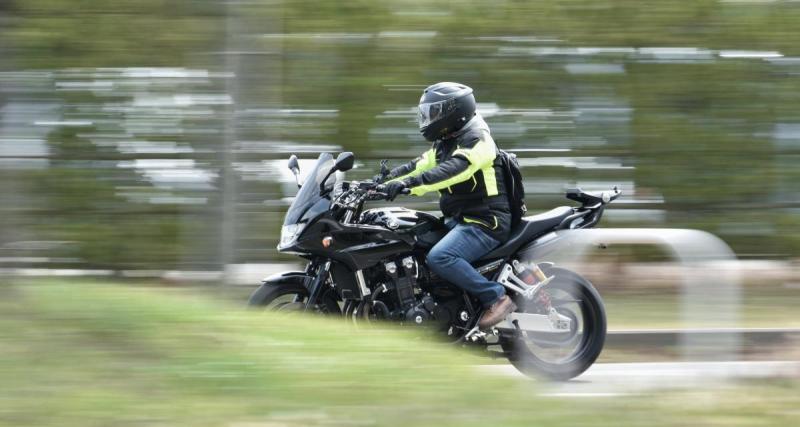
left=481, top=165, right=498, bottom=196
left=452, top=133, right=496, bottom=169
left=387, top=148, right=437, bottom=183
left=463, top=215, right=498, bottom=230
left=409, top=137, right=496, bottom=196
left=409, top=161, right=480, bottom=196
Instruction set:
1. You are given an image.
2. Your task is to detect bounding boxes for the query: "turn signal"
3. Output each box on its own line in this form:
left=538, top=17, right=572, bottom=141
left=322, top=236, right=333, bottom=248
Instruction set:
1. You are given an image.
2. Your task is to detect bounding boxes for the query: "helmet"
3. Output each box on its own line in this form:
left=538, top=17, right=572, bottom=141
left=417, top=82, right=476, bottom=142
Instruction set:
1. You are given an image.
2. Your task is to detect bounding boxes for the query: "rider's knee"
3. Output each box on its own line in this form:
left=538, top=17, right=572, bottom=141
left=426, top=249, right=447, bottom=269
left=427, top=247, right=456, bottom=270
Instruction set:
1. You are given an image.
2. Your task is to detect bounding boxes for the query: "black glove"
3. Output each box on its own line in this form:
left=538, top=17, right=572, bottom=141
left=384, top=180, right=407, bottom=201
left=372, top=173, right=388, bottom=184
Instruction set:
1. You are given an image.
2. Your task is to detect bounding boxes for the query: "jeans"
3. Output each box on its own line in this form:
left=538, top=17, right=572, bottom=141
left=427, top=221, right=506, bottom=308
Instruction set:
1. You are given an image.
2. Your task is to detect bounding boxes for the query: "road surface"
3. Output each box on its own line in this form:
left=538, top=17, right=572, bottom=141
left=483, top=361, right=799, bottom=397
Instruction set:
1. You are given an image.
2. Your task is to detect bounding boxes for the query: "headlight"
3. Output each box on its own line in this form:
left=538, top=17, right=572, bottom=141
left=279, top=223, right=306, bottom=248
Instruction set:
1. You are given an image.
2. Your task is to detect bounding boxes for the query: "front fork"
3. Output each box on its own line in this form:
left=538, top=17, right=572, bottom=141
left=303, top=260, right=331, bottom=312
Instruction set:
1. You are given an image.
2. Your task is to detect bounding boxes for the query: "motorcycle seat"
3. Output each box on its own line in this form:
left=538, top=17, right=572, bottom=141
left=477, top=206, right=573, bottom=262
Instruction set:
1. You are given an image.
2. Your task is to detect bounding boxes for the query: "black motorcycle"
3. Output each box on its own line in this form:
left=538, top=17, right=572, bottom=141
left=250, top=151, right=620, bottom=380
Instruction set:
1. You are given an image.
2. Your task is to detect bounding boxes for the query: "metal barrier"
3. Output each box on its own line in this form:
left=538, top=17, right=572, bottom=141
left=520, top=228, right=742, bottom=360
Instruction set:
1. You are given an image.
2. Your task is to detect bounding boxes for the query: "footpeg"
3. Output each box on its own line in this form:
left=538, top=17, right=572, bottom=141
left=464, top=325, right=501, bottom=343
left=464, top=326, right=487, bottom=342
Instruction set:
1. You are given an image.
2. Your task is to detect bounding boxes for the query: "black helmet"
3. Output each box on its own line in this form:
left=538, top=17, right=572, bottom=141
left=417, top=82, right=476, bottom=142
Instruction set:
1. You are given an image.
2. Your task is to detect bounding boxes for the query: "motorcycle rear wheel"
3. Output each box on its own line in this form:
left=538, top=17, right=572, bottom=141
left=501, top=267, right=606, bottom=381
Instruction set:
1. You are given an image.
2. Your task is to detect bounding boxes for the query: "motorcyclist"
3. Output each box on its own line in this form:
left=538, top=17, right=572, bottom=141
left=378, top=82, right=516, bottom=329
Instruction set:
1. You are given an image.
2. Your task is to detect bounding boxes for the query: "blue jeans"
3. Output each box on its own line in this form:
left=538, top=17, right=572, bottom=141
left=427, top=221, right=506, bottom=308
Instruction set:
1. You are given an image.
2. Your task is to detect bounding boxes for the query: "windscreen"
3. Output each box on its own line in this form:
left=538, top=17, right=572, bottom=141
left=283, top=153, right=335, bottom=226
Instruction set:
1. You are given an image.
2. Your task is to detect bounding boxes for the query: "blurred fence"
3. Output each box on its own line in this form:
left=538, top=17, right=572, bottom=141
left=2, top=0, right=800, bottom=275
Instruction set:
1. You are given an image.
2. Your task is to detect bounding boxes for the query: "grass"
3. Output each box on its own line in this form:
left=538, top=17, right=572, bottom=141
left=1, top=281, right=799, bottom=426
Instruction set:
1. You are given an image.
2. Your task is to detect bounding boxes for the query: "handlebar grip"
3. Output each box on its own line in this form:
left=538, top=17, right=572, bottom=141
left=358, top=181, right=379, bottom=190
left=373, top=184, right=411, bottom=198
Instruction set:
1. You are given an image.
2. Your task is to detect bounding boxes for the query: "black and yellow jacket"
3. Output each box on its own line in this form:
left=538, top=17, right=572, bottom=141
left=387, top=114, right=511, bottom=241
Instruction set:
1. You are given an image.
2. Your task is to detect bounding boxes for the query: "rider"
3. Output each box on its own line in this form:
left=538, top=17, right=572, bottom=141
left=379, top=82, right=517, bottom=329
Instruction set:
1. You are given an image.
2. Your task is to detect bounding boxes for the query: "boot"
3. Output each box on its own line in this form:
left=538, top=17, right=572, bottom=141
left=478, top=295, right=517, bottom=329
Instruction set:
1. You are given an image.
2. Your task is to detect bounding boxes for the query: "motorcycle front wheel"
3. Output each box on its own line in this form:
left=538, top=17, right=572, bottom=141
left=248, top=282, right=341, bottom=315
left=501, top=267, right=606, bottom=381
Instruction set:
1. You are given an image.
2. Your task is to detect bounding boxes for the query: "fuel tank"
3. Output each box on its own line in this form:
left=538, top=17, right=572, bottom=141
left=361, top=207, right=446, bottom=249
left=360, top=207, right=435, bottom=229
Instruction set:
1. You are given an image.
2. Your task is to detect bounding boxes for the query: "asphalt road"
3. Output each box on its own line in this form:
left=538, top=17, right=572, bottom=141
left=484, top=361, right=800, bottom=397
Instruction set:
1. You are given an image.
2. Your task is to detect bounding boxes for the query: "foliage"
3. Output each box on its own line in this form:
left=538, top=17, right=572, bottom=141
left=2, top=0, right=800, bottom=269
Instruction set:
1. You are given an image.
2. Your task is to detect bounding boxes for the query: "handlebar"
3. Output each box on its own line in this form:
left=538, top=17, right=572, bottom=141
left=366, top=184, right=410, bottom=201
left=364, top=190, right=389, bottom=201
left=374, top=184, right=411, bottom=195
left=337, top=181, right=410, bottom=205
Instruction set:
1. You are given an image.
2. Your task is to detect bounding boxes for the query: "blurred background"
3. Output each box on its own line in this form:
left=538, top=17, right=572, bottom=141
left=2, top=0, right=800, bottom=344
left=2, top=1, right=800, bottom=425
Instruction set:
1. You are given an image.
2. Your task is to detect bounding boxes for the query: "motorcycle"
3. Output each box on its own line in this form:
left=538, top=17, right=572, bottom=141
left=249, top=151, right=620, bottom=380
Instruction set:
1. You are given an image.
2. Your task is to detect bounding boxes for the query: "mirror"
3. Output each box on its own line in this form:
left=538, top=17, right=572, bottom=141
left=287, top=154, right=301, bottom=188
left=319, top=152, right=355, bottom=193
left=334, top=151, right=354, bottom=172
left=287, top=154, right=300, bottom=175
left=380, top=159, right=390, bottom=177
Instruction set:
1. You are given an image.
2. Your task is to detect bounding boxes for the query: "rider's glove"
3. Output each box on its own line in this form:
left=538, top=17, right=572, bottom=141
left=384, top=180, right=407, bottom=201
left=372, top=173, right=387, bottom=184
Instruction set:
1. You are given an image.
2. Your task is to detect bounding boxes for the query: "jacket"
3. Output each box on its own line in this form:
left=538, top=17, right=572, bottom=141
left=387, top=114, right=511, bottom=241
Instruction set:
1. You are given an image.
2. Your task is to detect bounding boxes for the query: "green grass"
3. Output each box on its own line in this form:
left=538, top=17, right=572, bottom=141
left=1, top=281, right=799, bottom=426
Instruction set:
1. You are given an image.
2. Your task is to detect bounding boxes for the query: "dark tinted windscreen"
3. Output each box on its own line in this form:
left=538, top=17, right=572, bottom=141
left=283, top=153, right=334, bottom=225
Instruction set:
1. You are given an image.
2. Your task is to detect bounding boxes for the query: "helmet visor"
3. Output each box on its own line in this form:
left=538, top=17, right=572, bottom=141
left=417, top=99, right=453, bottom=130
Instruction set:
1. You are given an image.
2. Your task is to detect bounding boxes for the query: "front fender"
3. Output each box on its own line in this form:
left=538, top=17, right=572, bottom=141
left=261, top=271, right=312, bottom=292
left=249, top=270, right=341, bottom=314
left=248, top=271, right=312, bottom=308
